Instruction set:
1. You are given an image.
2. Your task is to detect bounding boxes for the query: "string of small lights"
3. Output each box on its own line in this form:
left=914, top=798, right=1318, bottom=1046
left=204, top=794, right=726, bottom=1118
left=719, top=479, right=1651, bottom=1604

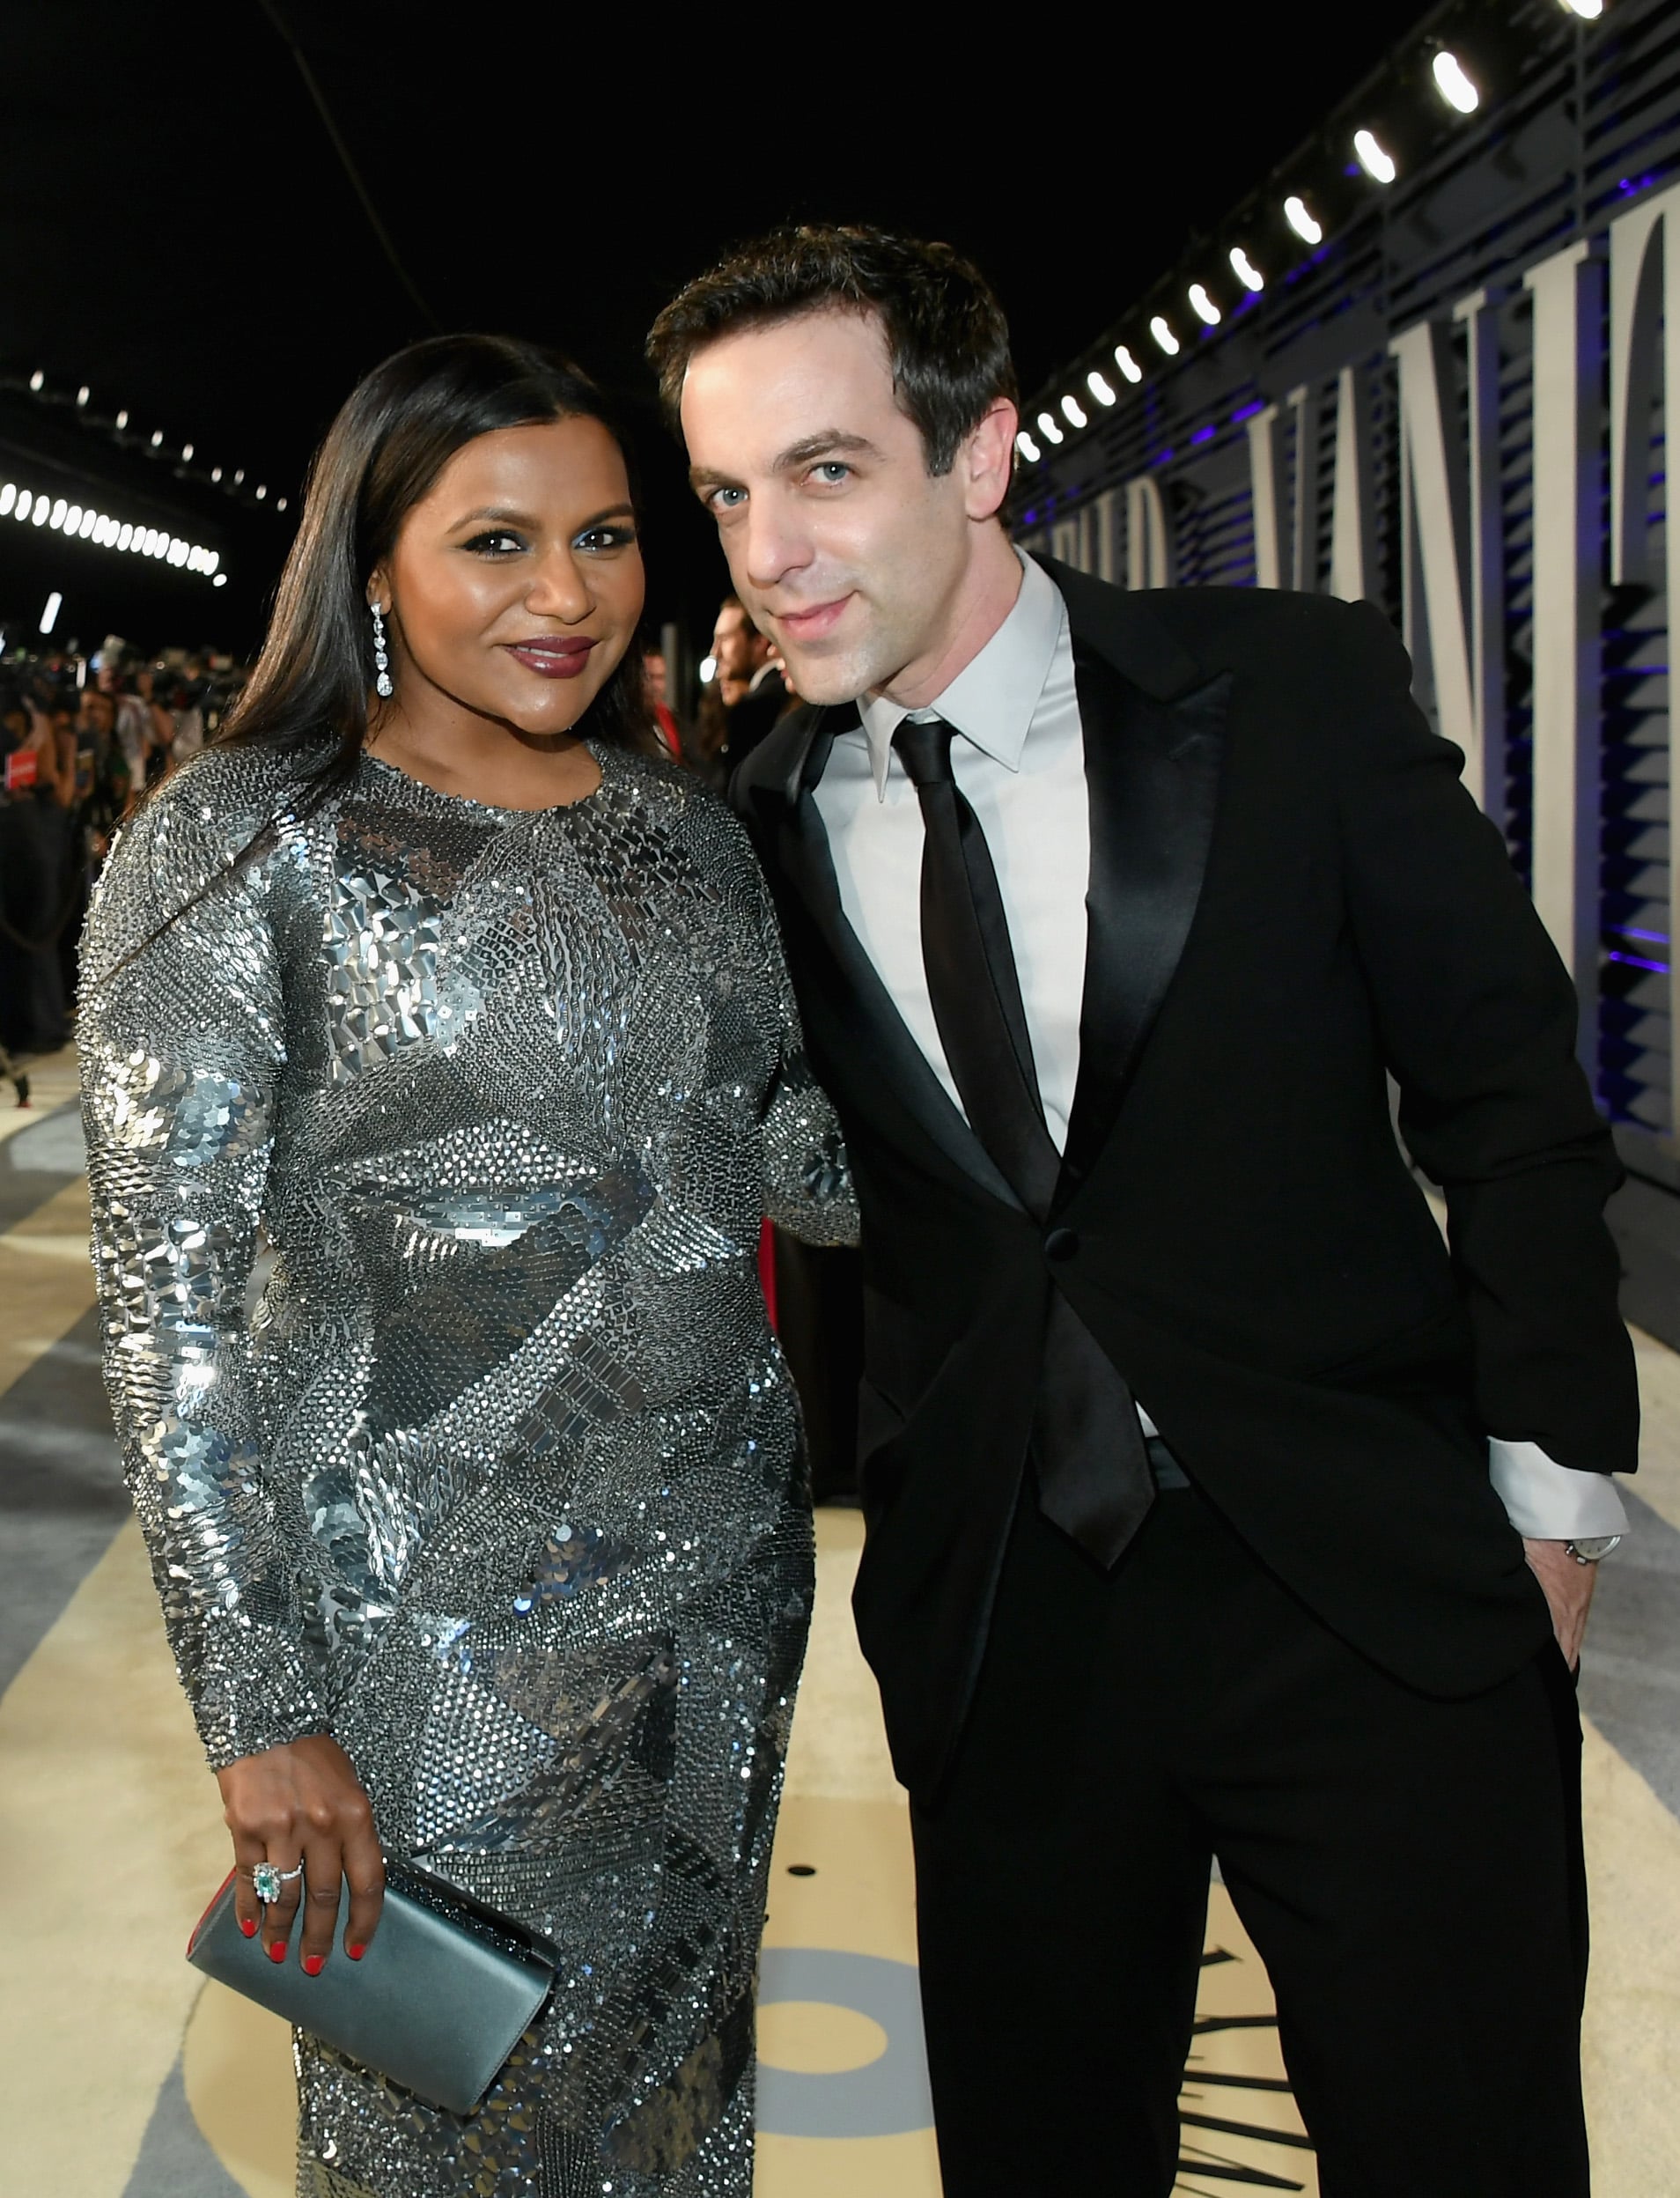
left=13, top=368, right=290, bottom=517
left=1015, top=0, right=1605, bottom=467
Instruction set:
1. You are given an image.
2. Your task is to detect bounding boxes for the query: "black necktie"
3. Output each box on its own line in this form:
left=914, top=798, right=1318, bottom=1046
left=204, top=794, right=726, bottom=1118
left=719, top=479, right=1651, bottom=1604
left=893, top=718, right=1154, bottom=1567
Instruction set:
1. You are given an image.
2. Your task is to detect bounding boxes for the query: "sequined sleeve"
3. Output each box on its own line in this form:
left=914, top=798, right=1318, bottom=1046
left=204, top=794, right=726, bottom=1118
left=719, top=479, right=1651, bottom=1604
left=743, top=850, right=858, bottom=1250
left=78, top=771, right=329, bottom=1769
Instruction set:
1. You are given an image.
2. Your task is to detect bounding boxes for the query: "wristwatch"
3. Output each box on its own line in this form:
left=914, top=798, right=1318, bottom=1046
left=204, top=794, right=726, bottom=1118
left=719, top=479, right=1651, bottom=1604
left=1565, top=1535, right=1622, bottom=1565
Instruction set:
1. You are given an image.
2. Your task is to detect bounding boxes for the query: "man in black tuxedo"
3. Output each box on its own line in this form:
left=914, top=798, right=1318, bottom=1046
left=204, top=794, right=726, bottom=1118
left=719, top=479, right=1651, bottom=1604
left=649, top=227, right=1637, bottom=2196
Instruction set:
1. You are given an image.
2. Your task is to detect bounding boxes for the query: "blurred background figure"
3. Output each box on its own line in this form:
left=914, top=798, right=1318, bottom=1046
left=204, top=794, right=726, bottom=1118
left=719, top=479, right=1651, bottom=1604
left=642, top=644, right=684, bottom=761
left=0, top=669, right=77, bottom=1057
left=711, top=593, right=787, bottom=769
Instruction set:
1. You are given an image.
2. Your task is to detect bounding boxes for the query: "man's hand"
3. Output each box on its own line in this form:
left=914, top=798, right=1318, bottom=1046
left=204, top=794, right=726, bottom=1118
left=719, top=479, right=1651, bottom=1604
left=1522, top=1538, right=1596, bottom=1671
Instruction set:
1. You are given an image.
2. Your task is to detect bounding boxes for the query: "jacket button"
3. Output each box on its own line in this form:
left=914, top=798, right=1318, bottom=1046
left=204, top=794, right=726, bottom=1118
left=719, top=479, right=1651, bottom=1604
left=1044, top=1227, right=1079, bottom=1263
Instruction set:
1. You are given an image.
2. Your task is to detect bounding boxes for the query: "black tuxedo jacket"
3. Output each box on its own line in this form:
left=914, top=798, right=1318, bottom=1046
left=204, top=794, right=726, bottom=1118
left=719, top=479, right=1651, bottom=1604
left=724, top=666, right=790, bottom=769
left=733, top=560, right=1639, bottom=1802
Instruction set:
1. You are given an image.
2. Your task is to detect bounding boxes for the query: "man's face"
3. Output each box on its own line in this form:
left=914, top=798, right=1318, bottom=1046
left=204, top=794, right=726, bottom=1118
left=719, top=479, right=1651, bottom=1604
left=711, top=604, right=764, bottom=690
left=682, top=309, right=989, bottom=706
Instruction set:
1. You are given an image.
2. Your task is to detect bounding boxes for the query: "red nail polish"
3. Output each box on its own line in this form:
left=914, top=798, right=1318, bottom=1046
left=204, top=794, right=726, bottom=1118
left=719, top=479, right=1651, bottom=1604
left=347, top=1942, right=365, bottom=1961
left=303, top=1953, right=324, bottom=1976
left=268, top=1939, right=288, bottom=1964
left=239, top=1917, right=258, bottom=1938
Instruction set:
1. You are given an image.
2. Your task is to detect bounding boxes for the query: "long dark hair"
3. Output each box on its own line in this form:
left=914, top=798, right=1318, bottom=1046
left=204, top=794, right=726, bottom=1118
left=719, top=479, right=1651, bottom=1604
left=89, top=337, right=654, bottom=981
left=222, top=332, right=651, bottom=809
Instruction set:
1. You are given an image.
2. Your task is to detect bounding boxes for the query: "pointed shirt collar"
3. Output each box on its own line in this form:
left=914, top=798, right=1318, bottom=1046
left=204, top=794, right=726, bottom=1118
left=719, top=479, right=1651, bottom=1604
left=851, top=552, right=1066, bottom=800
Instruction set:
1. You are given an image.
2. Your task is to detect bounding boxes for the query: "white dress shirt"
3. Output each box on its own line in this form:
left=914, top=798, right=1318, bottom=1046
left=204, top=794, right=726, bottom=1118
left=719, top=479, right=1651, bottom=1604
left=811, top=554, right=1628, bottom=1541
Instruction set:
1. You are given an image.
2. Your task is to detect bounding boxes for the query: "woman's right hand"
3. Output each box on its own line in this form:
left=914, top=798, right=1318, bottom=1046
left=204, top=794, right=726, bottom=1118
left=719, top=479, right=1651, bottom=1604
left=215, top=1732, right=385, bottom=1974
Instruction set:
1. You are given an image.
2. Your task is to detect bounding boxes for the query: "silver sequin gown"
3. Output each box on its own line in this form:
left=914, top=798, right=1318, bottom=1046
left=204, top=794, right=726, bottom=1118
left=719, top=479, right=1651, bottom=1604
left=77, top=738, right=857, bottom=2198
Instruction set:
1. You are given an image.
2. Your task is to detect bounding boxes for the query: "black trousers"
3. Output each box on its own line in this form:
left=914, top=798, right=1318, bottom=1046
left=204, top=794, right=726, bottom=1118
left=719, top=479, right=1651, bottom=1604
left=910, top=1475, right=1588, bottom=2197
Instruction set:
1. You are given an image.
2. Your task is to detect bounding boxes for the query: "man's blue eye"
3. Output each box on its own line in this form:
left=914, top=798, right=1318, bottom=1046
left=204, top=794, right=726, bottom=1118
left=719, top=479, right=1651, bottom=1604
left=814, top=463, right=851, bottom=483
left=711, top=488, right=746, bottom=511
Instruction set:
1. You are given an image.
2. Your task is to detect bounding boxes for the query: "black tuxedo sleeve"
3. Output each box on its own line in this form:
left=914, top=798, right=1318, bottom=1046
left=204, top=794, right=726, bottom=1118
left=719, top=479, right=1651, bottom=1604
left=1330, top=600, right=1637, bottom=1477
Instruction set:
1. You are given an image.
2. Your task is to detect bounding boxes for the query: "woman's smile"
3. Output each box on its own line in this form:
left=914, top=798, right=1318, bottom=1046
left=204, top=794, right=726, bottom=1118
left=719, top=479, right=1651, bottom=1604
left=500, top=635, right=597, bottom=678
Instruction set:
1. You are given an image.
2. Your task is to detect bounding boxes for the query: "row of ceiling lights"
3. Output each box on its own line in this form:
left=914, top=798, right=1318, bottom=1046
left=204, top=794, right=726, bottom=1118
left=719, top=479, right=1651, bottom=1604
left=24, top=370, right=288, bottom=514
left=1016, top=0, right=1606, bottom=463
left=0, top=478, right=228, bottom=586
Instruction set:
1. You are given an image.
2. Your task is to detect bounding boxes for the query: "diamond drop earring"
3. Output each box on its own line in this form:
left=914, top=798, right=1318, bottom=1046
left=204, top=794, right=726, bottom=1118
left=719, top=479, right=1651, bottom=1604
left=371, top=602, right=394, bottom=698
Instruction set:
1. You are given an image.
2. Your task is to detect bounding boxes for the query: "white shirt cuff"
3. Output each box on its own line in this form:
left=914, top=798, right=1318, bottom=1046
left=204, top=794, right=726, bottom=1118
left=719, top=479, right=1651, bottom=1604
left=1487, top=1439, right=1630, bottom=1538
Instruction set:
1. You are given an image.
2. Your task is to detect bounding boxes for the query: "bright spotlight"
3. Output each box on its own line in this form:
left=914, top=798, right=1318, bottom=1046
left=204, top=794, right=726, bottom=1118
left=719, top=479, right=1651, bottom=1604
left=1016, top=431, right=1043, bottom=462
left=1433, top=50, right=1480, bottom=112
left=210, top=466, right=223, bottom=483
left=64, top=505, right=82, bottom=535
left=31, top=500, right=48, bottom=528
left=39, top=592, right=62, bottom=635
left=1087, top=370, right=1117, bottom=406
left=1149, top=316, right=1181, bottom=356
left=0, top=486, right=12, bottom=516
left=28, top=371, right=43, bottom=393
left=1560, top=0, right=1602, bottom=13
left=213, top=573, right=228, bottom=588
left=255, top=485, right=267, bottom=500
left=48, top=499, right=67, bottom=530
left=233, top=469, right=245, bottom=485
left=1189, top=284, right=1221, bottom=326
left=1114, top=345, right=1143, bottom=384
left=276, top=497, right=289, bottom=513
left=150, top=430, right=163, bottom=448
left=1229, top=247, right=1264, bottom=291
left=76, top=386, right=90, bottom=407
left=698, top=654, right=718, bottom=684
left=1353, top=129, right=1397, bottom=182
left=1036, top=410, right=1065, bottom=446
left=182, top=442, right=194, bottom=461
left=1285, top=195, right=1324, bottom=244
left=115, top=409, right=129, bottom=431
left=1060, top=395, right=1088, bottom=429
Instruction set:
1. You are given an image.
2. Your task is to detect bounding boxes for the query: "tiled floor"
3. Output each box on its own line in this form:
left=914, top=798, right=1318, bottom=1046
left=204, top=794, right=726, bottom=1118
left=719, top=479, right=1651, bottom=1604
left=1, top=1049, right=1676, bottom=2194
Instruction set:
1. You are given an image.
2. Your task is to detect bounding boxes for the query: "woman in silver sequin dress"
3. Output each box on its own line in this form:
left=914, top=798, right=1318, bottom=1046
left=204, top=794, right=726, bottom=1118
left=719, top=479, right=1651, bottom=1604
left=79, top=337, right=855, bottom=2198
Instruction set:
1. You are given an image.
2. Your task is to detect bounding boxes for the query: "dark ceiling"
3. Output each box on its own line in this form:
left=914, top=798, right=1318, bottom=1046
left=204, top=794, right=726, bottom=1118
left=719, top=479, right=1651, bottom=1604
left=3, top=0, right=1435, bottom=658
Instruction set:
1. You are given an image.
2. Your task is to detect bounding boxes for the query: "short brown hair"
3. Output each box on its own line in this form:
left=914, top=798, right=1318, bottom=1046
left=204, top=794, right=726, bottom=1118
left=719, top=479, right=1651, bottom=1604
left=646, top=223, right=1019, bottom=477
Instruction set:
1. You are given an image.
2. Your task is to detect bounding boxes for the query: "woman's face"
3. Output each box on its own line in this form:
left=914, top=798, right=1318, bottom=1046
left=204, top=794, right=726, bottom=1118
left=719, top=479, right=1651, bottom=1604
left=372, top=416, right=644, bottom=741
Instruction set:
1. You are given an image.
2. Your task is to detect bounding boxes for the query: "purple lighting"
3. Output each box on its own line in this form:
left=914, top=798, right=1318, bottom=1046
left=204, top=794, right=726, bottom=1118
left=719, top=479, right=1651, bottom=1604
left=1231, top=400, right=1265, bottom=424
left=1192, top=425, right=1216, bottom=446
left=1607, top=950, right=1670, bottom=975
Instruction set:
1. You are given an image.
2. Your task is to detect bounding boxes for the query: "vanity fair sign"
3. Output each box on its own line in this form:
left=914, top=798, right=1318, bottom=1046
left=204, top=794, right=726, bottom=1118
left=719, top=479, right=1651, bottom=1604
left=1016, top=0, right=1680, bottom=1173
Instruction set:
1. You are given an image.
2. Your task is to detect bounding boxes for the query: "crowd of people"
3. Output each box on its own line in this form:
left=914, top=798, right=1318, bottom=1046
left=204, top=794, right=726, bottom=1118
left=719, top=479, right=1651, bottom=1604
left=0, top=638, right=246, bottom=1066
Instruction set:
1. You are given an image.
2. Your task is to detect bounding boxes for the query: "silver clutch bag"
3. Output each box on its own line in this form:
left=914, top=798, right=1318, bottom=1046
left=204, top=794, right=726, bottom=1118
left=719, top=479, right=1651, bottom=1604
left=187, top=1859, right=556, bottom=2114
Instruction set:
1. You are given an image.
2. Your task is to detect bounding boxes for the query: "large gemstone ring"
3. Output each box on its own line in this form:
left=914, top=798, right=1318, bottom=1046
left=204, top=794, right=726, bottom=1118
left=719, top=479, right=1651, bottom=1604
left=252, top=1861, right=305, bottom=1904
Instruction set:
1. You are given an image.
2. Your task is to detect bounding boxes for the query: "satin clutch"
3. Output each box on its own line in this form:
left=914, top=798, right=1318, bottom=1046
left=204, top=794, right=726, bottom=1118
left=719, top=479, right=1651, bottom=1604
left=187, top=1859, right=556, bottom=2114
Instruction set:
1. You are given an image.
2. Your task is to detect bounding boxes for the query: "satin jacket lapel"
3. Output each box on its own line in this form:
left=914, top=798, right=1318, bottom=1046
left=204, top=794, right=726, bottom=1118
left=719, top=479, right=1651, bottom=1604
left=1060, top=638, right=1232, bottom=1190
left=765, top=709, right=1021, bottom=1211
